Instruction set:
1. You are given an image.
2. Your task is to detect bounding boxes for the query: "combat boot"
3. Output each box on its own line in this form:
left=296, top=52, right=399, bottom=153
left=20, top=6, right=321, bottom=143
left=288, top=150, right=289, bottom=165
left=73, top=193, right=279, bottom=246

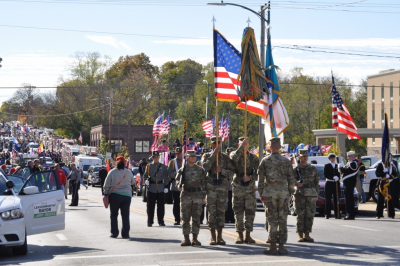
left=244, top=231, right=255, bottom=244
left=217, top=230, right=226, bottom=245
left=192, top=234, right=201, bottom=246
left=263, top=242, right=277, bottom=255
left=210, top=229, right=217, bottom=245
left=304, top=232, right=314, bottom=242
left=235, top=232, right=244, bottom=244
left=181, top=235, right=191, bottom=246
left=297, top=232, right=304, bottom=242
left=278, top=243, right=289, bottom=255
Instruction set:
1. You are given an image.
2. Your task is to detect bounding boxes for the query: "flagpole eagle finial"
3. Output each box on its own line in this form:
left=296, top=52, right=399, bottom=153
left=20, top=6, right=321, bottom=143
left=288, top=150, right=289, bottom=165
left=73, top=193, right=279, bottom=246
left=212, top=16, right=216, bottom=29
left=247, top=17, right=251, bottom=27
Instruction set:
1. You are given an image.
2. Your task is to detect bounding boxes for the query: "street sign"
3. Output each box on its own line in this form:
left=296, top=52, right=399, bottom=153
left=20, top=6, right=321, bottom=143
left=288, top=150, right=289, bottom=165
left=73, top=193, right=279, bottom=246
left=106, top=152, right=111, bottom=159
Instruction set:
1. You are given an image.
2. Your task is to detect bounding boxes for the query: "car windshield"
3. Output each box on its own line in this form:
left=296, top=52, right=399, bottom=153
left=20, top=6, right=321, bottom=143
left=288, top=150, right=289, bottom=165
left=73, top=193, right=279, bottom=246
left=72, top=152, right=79, bottom=156
left=0, top=175, right=8, bottom=194
left=29, top=144, right=39, bottom=148
left=133, top=168, right=139, bottom=175
left=83, top=165, right=90, bottom=171
left=371, top=160, right=382, bottom=168
left=46, top=158, right=52, bottom=162
left=7, top=175, right=25, bottom=193
left=93, top=167, right=102, bottom=172
left=315, top=166, right=325, bottom=180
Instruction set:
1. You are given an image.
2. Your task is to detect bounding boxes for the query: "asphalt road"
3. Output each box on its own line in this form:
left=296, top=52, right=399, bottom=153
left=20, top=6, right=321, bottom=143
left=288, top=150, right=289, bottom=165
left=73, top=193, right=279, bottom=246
left=1, top=186, right=400, bottom=266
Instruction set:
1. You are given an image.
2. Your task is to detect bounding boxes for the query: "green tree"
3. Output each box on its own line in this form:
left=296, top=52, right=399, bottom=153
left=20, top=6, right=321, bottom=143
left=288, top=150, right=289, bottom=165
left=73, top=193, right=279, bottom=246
left=97, top=134, right=109, bottom=156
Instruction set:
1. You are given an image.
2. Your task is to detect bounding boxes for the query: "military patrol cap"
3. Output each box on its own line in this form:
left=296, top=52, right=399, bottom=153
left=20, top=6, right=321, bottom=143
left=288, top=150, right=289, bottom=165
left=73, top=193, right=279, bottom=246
left=347, top=151, right=355, bottom=156
left=175, top=147, right=182, bottom=153
left=210, top=136, right=220, bottom=144
left=226, top=147, right=232, bottom=153
left=238, top=137, right=245, bottom=142
left=152, top=151, right=160, bottom=157
left=298, top=149, right=309, bottom=157
left=328, top=153, right=336, bottom=159
left=186, top=150, right=197, bottom=156
left=269, top=137, right=281, bottom=144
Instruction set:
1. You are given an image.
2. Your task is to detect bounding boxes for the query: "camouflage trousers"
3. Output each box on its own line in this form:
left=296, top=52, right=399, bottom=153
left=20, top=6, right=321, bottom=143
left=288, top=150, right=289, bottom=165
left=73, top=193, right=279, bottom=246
left=207, top=188, right=228, bottom=230
left=180, top=192, right=203, bottom=235
left=232, top=186, right=256, bottom=232
left=263, top=197, right=289, bottom=244
left=294, top=194, right=316, bottom=233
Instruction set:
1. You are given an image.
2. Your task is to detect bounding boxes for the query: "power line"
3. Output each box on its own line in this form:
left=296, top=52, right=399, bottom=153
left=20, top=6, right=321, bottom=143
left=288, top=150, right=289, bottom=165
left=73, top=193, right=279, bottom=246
left=0, top=103, right=110, bottom=117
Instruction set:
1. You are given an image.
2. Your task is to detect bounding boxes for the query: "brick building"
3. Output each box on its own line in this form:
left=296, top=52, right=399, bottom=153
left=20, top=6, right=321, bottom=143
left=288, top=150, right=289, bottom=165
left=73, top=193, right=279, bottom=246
left=90, top=122, right=153, bottom=161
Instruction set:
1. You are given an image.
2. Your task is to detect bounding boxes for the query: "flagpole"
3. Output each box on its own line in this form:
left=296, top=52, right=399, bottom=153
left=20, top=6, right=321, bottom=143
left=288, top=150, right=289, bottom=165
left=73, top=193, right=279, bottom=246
left=215, top=99, right=219, bottom=179
left=244, top=102, right=247, bottom=177
left=336, top=128, right=341, bottom=218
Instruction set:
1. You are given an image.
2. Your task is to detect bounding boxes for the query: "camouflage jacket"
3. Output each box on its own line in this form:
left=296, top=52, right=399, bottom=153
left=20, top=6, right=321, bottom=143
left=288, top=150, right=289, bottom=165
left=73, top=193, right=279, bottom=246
left=202, top=150, right=235, bottom=190
left=175, top=164, right=207, bottom=198
left=168, top=158, right=183, bottom=192
left=293, top=163, right=320, bottom=197
left=229, top=145, right=259, bottom=189
left=258, top=152, right=295, bottom=199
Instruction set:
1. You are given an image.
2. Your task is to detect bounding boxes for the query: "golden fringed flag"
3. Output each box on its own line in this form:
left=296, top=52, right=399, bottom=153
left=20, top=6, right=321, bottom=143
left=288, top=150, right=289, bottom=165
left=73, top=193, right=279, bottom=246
left=237, top=27, right=272, bottom=102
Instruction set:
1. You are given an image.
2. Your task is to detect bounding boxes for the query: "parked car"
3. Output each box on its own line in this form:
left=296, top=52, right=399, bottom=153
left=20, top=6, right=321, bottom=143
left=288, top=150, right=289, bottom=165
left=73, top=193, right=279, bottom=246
left=289, top=164, right=359, bottom=216
left=0, top=170, right=65, bottom=255
left=361, top=156, right=378, bottom=168
left=87, top=165, right=103, bottom=187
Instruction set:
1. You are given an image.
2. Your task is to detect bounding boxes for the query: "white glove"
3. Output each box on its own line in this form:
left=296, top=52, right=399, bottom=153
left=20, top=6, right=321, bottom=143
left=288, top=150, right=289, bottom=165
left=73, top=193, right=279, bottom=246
left=145, top=180, right=150, bottom=186
left=333, top=176, right=339, bottom=181
left=386, top=174, right=390, bottom=178
left=384, top=168, right=388, bottom=173
left=164, top=188, right=168, bottom=193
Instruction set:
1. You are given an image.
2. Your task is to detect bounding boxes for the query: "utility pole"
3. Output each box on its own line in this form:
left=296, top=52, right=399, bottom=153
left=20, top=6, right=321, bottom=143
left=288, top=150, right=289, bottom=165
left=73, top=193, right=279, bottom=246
left=118, top=108, right=125, bottom=153
left=108, top=89, right=113, bottom=153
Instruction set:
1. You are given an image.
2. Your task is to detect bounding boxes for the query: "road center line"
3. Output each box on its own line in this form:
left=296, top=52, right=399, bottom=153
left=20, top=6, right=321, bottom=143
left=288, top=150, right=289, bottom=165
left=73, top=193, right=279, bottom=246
left=56, top=234, right=67, bottom=240
left=341, top=225, right=380, bottom=231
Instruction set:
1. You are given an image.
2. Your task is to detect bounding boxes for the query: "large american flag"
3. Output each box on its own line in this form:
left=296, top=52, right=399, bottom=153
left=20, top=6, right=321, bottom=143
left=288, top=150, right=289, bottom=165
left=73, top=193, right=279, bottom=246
left=214, top=29, right=266, bottom=118
left=160, top=113, right=171, bottom=135
left=222, top=113, right=230, bottom=142
left=152, top=114, right=164, bottom=136
left=331, top=75, right=360, bottom=139
left=202, top=117, right=215, bottom=139
left=150, top=135, right=159, bottom=151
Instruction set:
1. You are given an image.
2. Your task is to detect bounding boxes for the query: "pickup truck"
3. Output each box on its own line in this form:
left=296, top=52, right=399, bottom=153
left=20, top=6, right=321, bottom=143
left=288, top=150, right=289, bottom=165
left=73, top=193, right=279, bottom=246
left=363, top=155, right=400, bottom=203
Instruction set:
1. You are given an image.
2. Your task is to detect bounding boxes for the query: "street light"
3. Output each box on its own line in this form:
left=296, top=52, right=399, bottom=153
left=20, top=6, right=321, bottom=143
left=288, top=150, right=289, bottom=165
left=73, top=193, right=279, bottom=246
left=207, top=1, right=270, bottom=156
left=203, top=80, right=210, bottom=148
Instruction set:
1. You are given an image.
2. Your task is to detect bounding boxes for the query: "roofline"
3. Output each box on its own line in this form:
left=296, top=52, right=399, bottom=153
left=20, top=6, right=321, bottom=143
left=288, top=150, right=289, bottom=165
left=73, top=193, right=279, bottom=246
left=367, top=69, right=400, bottom=80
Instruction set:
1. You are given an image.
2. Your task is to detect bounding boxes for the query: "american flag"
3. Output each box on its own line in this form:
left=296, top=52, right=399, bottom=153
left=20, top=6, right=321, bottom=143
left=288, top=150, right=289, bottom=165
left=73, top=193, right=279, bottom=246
left=160, top=113, right=171, bottom=135
left=222, top=113, right=230, bottom=142
left=150, top=135, right=159, bottom=151
left=202, top=117, right=215, bottom=139
left=214, top=29, right=266, bottom=118
left=250, top=146, right=259, bottom=155
left=152, top=114, right=164, bottom=136
left=219, top=115, right=224, bottom=139
left=78, top=132, right=83, bottom=143
left=332, top=74, right=360, bottom=139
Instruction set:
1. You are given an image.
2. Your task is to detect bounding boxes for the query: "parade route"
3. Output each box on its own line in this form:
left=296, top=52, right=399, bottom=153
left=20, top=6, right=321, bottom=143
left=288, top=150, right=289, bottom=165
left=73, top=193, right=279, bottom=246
left=1, top=187, right=400, bottom=266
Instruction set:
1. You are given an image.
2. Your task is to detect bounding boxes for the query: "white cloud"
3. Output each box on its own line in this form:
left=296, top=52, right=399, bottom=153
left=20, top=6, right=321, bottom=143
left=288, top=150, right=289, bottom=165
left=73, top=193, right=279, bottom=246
left=86, top=35, right=132, bottom=50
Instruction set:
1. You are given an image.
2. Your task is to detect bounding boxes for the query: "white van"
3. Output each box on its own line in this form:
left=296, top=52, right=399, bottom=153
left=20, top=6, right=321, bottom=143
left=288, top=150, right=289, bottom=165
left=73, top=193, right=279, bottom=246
left=74, top=155, right=102, bottom=183
left=307, top=156, right=345, bottom=165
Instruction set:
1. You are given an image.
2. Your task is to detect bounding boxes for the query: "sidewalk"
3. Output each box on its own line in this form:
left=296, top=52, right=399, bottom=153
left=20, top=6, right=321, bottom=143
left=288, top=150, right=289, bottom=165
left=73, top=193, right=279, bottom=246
left=358, top=200, right=400, bottom=219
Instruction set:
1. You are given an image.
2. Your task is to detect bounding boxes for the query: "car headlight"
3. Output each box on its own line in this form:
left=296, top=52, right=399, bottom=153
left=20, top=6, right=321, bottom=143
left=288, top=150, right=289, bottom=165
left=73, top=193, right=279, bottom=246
left=1, top=209, right=24, bottom=220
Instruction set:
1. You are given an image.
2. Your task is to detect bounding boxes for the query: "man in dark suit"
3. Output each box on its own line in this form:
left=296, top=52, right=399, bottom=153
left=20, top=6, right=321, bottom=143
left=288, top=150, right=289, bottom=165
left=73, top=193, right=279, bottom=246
left=340, top=151, right=358, bottom=220
left=323, top=153, right=341, bottom=219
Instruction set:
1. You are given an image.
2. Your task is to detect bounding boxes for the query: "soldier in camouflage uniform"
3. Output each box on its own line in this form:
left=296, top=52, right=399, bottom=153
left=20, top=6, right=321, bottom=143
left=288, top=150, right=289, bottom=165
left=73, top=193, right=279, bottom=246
left=293, top=149, right=320, bottom=242
left=258, top=137, right=295, bottom=255
left=175, top=150, right=207, bottom=246
left=202, top=136, right=235, bottom=245
left=229, top=137, right=259, bottom=244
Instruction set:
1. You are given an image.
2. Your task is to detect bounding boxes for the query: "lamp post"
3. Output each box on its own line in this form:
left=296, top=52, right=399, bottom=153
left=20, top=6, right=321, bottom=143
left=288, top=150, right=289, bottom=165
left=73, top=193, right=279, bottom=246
left=118, top=108, right=125, bottom=153
left=207, top=1, right=270, bottom=156
left=203, top=79, right=210, bottom=148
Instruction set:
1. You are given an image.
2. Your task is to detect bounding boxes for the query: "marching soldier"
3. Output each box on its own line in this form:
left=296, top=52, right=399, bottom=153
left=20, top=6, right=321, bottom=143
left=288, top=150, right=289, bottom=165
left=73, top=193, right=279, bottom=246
left=202, top=136, right=235, bottom=245
left=293, top=149, right=320, bottom=242
left=176, top=150, right=207, bottom=246
left=340, top=151, right=358, bottom=220
left=168, top=147, right=184, bottom=225
left=323, top=153, right=340, bottom=219
left=143, top=151, right=169, bottom=227
left=229, top=137, right=259, bottom=244
left=258, top=137, right=295, bottom=255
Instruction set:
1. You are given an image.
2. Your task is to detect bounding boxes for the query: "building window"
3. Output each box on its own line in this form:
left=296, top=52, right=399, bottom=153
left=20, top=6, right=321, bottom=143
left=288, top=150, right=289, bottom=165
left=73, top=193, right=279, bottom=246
left=390, top=82, right=393, bottom=99
left=391, top=137, right=393, bottom=145
left=372, top=137, right=375, bottom=145
left=382, top=109, right=385, bottom=121
left=381, top=85, right=384, bottom=101
left=372, top=110, right=375, bottom=121
left=391, top=108, right=393, bottom=121
left=135, top=140, right=150, bottom=153
left=372, top=86, right=375, bottom=100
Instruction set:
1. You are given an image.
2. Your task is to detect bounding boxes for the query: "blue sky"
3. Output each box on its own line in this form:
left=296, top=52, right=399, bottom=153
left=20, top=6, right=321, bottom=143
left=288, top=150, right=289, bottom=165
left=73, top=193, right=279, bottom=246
left=0, top=0, right=399, bottom=105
